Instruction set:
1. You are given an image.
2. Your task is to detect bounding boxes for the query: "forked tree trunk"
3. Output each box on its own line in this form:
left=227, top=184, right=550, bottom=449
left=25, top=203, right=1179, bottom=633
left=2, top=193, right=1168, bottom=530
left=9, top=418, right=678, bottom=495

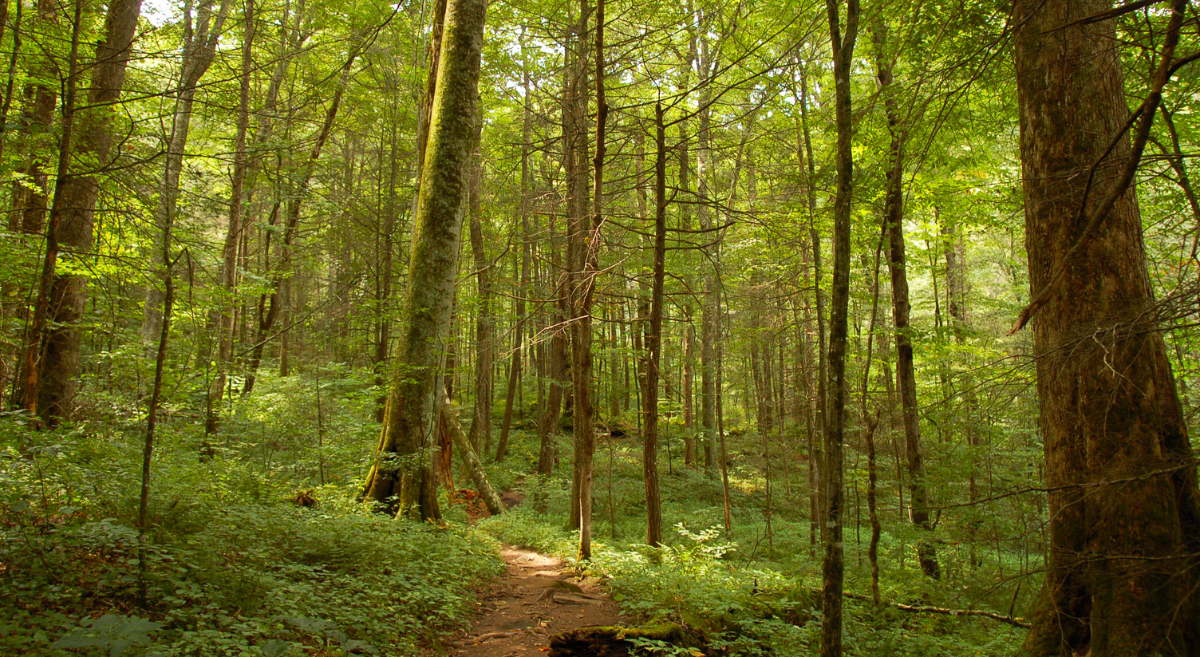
left=362, top=0, right=486, bottom=520
left=1013, top=0, right=1200, bottom=653
left=32, top=0, right=142, bottom=421
left=143, top=0, right=229, bottom=352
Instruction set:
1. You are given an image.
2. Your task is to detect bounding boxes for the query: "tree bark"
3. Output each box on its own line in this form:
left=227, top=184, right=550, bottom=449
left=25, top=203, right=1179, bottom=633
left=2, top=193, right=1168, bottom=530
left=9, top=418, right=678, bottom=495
left=821, top=0, right=858, bottom=654
left=640, top=102, right=666, bottom=548
left=1013, top=0, right=1200, bottom=653
left=441, top=390, right=504, bottom=516
left=362, top=0, right=486, bottom=520
left=875, top=32, right=938, bottom=580
left=31, top=0, right=143, bottom=421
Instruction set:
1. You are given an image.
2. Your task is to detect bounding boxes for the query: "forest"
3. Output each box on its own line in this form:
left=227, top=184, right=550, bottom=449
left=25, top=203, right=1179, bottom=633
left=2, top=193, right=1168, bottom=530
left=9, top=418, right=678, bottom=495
left=1, top=0, right=1198, bottom=653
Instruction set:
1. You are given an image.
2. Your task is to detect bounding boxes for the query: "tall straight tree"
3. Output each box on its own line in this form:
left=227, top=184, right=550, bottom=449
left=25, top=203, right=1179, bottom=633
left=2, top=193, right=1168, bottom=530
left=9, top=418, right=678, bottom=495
left=362, top=0, right=487, bottom=520
left=874, top=29, right=938, bottom=580
left=565, top=0, right=590, bottom=536
left=640, top=102, right=666, bottom=548
left=821, top=0, right=858, bottom=653
left=1013, top=0, right=1200, bottom=652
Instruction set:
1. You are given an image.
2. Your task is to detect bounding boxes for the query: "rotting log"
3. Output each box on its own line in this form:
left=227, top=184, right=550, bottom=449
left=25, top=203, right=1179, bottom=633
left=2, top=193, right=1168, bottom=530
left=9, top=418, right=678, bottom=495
left=548, top=623, right=710, bottom=657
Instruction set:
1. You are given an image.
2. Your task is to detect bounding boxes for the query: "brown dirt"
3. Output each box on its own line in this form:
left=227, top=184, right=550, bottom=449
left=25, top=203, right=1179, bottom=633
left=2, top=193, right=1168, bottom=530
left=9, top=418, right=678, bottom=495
left=443, top=545, right=626, bottom=656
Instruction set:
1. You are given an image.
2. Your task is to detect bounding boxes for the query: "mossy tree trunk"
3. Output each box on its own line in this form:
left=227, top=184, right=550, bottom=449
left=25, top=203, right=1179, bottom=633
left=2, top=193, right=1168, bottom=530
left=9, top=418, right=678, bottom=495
left=363, top=0, right=487, bottom=520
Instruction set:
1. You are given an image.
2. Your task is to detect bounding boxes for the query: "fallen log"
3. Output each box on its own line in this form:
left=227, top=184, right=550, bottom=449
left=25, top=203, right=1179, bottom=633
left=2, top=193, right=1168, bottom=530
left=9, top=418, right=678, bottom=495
left=840, top=591, right=1029, bottom=628
left=548, top=623, right=710, bottom=657
left=440, top=391, right=505, bottom=516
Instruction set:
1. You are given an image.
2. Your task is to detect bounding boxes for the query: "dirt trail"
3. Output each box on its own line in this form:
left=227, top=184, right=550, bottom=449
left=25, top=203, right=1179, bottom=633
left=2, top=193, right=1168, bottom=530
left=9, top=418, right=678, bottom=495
left=445, top=544, right=625, bottom=655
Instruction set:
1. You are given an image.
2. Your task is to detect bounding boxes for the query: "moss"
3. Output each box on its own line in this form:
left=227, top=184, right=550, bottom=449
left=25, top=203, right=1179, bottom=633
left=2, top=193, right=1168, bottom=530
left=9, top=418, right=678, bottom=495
left=548, top=622, right=711, bottom=656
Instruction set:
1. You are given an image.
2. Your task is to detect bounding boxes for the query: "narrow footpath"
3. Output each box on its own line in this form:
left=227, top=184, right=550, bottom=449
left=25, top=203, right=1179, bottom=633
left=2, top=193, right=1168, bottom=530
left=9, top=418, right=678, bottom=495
left=446, top=545, right=625, bottom=655
left=445, top=482, right=625, bottom=656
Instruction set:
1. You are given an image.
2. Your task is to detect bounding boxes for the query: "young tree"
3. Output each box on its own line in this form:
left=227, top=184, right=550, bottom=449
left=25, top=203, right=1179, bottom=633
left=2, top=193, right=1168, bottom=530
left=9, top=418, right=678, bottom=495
left=821, top=0, right=859, bottom=653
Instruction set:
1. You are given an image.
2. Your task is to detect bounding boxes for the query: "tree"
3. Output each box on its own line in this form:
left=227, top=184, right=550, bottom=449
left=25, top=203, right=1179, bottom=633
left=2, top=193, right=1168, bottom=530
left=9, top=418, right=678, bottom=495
left=1012, top=0, right=1200, bottom=652
left=27, top=0, right=142, bottom=421
left=821, top=0, right=859, bottom=653
left=363, top=0, right=487, bottom=519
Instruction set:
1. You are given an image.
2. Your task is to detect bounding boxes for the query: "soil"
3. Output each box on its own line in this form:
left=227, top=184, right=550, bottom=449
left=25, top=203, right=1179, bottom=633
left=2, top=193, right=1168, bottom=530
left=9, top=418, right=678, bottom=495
left=443, top=545, right=626, bottom=656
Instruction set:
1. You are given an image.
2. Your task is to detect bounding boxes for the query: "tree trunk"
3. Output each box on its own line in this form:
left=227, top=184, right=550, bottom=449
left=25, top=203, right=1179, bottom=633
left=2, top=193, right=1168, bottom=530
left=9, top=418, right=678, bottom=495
left=496, top=40, right=533, bottom=461
left=31, top=0, right=142, bottom=421
left=441, top=390, right=504, bottom=516
left=640, top=102, right=666, bottom=548
left=821, top=0, right=858, bottom=654
left=242, top=57, right=352, bottom=396
left=467, top=146, right=492, bottom=453
left=696, top=31, right=718, bottom=473
left=1013, top=0, right=1200, bottom=653
left=876, top=33, right=938, bottom=580
left=362, top=0, right=486, bottom=520
left=143, top=0, right=229, bottom=353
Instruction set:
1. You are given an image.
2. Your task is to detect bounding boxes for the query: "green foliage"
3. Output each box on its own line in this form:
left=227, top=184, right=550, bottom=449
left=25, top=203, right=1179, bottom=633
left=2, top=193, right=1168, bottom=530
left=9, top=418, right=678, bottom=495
left=0, top=375, right=505, bottom=657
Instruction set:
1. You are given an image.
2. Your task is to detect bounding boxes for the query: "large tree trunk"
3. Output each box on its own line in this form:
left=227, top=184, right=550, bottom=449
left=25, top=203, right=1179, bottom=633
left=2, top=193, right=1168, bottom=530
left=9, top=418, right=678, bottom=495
left=362, top=0, right=486, bottom=520
left=821, top=0, right=858, bottom=654
left=875, top=39, right=938, bottom=580
left=32, top=0, right=143, bottom=421
left=1013, top=0, right=1200, bottom=653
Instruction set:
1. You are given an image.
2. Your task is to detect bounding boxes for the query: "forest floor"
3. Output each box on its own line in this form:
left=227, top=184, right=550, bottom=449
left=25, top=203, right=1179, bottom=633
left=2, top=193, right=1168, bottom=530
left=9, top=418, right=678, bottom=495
left=445, top=483, right=626, bottom=655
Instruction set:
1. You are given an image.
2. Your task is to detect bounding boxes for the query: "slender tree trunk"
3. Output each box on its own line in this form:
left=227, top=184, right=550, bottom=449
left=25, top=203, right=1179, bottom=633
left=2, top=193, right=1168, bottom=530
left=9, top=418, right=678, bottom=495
left=1014, top=0, right=1200, bottom=652
left=821, top=0, right=858, bottom=654
left=362, top=0, right=486, bottom=520
left=143, top=0, right=229, bottom=352
left=640, top=102, right=666, bottom=548
left=696, top=31, right=718, bottom=473
left=243, top=57, right=353, bottom=396
left=876, top=34, right=938, bottom=580
left=497, top=41, right=533, bottom=461
left=467, top=145, right=491, bottom=452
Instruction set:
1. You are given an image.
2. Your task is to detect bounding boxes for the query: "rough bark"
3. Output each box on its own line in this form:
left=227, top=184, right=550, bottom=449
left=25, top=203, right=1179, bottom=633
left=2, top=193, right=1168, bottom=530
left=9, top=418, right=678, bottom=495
left=1013, top=0, right=1200, bottom=653
left=362, top=0, right=486, bottom=520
